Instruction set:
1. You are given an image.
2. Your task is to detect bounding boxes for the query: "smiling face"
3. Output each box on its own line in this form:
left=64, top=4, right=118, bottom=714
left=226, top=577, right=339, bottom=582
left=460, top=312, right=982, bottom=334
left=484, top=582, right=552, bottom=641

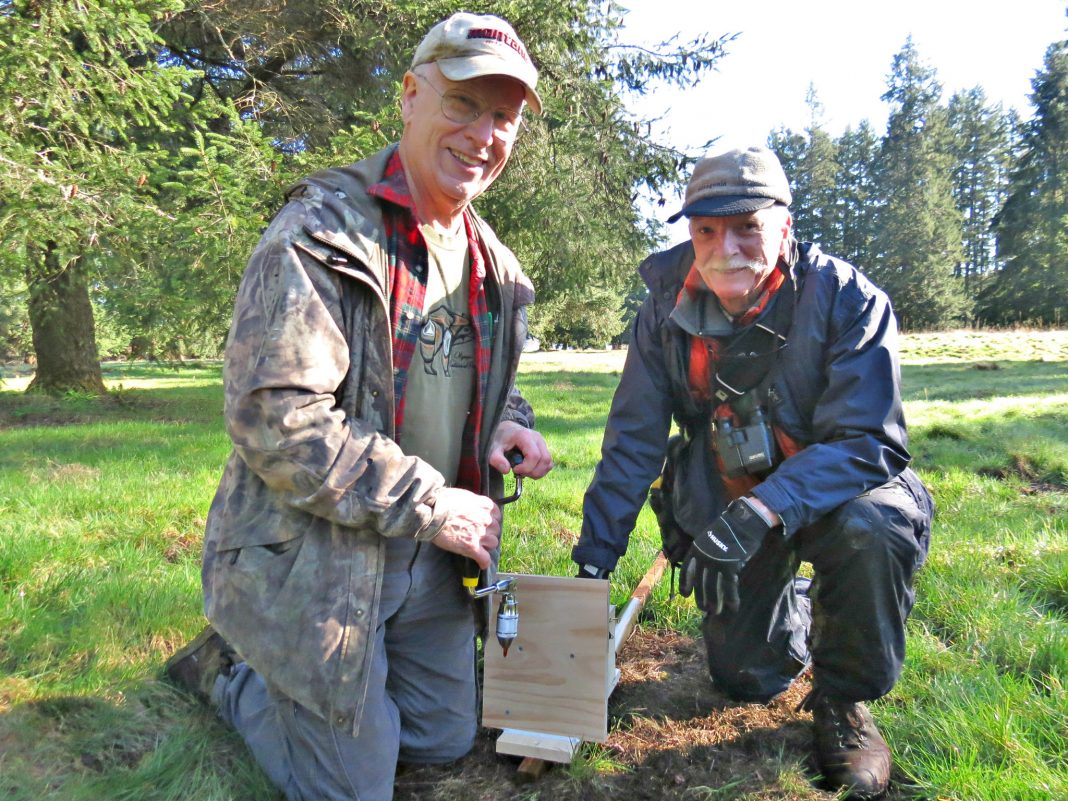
left=399, top=63, right=525, bottom=231
left=688, top=206, right=793, bottom=316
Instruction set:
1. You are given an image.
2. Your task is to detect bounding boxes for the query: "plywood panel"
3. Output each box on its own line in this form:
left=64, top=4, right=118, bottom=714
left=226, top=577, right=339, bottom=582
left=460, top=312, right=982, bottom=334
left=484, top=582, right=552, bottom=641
left=482, top=573, right=611, bottom=742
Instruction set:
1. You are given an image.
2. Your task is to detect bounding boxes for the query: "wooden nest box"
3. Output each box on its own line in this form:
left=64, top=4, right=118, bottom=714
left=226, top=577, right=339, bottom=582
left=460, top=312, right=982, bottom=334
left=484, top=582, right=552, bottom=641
left=481, top=558, right=665, bottom=764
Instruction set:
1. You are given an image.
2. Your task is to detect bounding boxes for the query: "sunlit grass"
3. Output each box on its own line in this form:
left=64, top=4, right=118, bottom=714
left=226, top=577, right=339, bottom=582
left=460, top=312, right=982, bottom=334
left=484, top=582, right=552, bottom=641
left=1, top=333, right=1066, bottom=800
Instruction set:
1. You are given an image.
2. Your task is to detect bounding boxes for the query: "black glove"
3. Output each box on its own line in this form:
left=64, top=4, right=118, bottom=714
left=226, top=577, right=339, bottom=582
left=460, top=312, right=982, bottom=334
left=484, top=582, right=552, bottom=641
left=678, top=497, right=775, bottom=616
left=576, top=563, right=611, bottom=580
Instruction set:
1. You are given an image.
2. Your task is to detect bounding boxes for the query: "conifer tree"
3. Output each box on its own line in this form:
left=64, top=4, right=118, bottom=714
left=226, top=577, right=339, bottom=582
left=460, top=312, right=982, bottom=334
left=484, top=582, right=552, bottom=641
left=127, top=0, right=732, bottom=352
left=947, top=87, right=1014, bottom=304
left=979, top=39, right=1068, bottom=326
left=0, top=0, right=730, bottom=389
left=770, top=88, right=841, bottom=251
left=835, top=121, right=881, bottom=270
left=798, top=88, right=842, bottom=252
left=870, top=38, right=968, bottom=330
left=768, top=127, right=809, bottom=222
left=0, top=0, right=275, bottom=393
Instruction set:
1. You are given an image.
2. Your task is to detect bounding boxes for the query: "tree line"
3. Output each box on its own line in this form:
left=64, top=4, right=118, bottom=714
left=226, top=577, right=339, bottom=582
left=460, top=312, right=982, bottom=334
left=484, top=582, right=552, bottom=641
left=771, top=35, right=1067, bottom=333
left=0, top=1, right=1064, bottom=395
left=0, top=0, right=732, bottom=393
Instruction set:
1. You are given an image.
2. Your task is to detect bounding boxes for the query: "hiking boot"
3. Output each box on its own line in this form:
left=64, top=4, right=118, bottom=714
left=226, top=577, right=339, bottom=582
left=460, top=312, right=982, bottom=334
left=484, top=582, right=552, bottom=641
left=803, top=690, right=891, bottom=799
left=164, top=625, right=237, bottom=705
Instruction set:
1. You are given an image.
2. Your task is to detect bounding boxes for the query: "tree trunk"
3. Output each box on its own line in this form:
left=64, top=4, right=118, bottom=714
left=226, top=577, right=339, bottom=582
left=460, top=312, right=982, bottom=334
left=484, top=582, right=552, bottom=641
left=25, top=242, right=106, bottom=395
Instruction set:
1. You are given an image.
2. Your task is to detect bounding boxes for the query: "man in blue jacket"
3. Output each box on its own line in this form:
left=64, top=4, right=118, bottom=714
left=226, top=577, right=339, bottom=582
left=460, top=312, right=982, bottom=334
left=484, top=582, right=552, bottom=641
left=573, top=146, right=933, bottom=799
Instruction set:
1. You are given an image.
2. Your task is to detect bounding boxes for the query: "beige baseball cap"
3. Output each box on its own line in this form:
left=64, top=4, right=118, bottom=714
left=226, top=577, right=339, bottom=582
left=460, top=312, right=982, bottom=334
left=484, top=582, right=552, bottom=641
left=411, top=12, right=542, bottom=115
left=667, top=146, right=792, bottom=222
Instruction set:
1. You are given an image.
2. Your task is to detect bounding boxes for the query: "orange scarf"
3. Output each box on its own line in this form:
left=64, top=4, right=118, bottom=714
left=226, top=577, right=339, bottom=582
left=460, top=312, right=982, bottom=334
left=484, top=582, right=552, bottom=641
left=681, top=265, right=799, bottom=499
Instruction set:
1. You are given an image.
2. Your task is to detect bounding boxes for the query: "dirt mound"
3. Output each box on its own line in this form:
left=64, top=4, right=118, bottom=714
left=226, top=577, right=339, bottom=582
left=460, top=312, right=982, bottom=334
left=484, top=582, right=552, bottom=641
left=394, top=628, right=916, bottom=801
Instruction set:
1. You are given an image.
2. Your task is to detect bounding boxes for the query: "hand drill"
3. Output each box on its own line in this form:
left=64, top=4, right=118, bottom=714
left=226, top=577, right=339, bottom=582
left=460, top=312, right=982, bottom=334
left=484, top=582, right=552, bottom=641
left=463, top=448, right=524, bottom=655
left=462, top=448, right=524, bottom=593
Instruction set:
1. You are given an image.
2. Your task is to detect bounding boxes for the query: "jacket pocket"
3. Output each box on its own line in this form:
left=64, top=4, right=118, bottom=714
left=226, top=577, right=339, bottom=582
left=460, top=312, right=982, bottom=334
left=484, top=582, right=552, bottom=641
left=213, top=476, right=310, bottom=553
left=671, top=426, right=729, bottom=536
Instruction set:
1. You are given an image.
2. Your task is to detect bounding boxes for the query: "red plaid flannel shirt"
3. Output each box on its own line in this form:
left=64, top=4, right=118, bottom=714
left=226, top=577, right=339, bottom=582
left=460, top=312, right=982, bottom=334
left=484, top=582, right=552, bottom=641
left=366, top=150, right=494, bottom=493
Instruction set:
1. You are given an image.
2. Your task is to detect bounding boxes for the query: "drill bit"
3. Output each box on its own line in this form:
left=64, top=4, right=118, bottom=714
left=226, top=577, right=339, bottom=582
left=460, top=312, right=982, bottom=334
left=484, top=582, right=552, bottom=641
left=496, top=588, right=518, bottom=657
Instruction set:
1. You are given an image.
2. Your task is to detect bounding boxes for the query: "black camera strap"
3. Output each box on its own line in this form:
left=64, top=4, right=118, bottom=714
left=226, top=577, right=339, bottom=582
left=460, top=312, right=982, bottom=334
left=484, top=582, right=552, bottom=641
left=710, top=273, right=795, bottom=404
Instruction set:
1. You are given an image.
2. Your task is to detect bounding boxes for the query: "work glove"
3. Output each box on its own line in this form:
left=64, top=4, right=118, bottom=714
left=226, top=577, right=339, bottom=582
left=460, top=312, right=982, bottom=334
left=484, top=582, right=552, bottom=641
left=678, top=497, right=775, bottom=617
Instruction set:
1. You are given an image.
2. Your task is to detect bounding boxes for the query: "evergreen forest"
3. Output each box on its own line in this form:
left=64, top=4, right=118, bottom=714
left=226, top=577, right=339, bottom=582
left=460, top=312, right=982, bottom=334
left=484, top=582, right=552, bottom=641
left=1, top=1, right=1065, bottom=394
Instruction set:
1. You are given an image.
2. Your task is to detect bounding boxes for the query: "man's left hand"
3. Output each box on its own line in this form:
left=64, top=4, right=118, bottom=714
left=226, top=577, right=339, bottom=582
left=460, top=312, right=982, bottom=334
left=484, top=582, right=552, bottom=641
left=678, top=497, right=776, bottom=616
left=489, top=421, right=552, bottom=479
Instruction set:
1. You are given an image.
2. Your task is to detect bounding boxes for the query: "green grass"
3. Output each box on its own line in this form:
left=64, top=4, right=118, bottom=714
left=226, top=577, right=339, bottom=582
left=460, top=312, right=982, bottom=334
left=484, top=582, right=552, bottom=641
left=2, top=334, right=1067, bottom=800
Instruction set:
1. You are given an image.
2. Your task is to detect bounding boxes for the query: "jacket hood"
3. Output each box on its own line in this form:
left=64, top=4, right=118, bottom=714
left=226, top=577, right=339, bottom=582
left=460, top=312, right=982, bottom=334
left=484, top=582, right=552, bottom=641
left=286, top=145, right=395, bottom=211
left=638, top=239, right=693, bottom=300
left=286, top=147, right=396, bottom=284
left=285, top=145, right=534, bottom=304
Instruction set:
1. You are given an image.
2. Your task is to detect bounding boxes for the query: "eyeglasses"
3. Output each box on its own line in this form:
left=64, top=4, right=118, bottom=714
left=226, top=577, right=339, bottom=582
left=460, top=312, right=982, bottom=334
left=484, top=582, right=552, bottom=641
left=413, top=72, right=523, bottom=138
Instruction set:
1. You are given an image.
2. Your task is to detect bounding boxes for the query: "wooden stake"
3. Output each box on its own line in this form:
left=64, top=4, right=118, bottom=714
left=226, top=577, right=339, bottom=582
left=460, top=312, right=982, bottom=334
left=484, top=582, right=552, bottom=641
left=613, top=552, right=668, bottom=657
left=515, top=757, right=550, bottom=783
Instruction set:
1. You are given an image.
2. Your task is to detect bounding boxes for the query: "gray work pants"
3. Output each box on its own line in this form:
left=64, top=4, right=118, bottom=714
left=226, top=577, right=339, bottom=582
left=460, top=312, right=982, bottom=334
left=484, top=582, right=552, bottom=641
left=702, top=469, right=934, bottom=703
left=211, top=537, right=478, bottom=801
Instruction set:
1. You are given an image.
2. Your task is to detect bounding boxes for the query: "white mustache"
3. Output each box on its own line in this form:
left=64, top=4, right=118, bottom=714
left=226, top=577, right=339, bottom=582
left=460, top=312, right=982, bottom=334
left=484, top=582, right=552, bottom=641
left=701, top=258, right=763, bottom=273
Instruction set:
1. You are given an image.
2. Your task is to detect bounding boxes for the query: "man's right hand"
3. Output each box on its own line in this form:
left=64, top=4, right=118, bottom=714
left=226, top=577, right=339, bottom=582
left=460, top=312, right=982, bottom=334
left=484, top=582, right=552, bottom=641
left=429, top=487, right=501, bottom=569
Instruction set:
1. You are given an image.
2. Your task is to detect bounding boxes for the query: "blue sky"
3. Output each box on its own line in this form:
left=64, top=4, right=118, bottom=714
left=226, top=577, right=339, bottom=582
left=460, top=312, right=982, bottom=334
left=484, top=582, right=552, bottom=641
left=619, top=0, right=1065, bottom=233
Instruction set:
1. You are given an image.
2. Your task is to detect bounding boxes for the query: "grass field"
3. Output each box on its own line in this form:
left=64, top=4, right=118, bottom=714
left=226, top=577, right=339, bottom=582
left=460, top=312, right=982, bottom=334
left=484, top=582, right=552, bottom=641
left=0, top=330, right=1066, bottom=800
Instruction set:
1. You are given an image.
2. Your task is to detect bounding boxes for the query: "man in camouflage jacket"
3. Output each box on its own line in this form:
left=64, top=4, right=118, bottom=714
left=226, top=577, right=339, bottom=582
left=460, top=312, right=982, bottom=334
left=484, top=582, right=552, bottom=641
left=166, top=13, right=551, bottom=801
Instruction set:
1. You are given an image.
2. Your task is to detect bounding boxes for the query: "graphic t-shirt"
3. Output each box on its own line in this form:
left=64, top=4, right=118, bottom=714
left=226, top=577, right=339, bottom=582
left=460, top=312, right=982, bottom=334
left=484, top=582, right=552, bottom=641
left=401, top=224, right=476, bottom=485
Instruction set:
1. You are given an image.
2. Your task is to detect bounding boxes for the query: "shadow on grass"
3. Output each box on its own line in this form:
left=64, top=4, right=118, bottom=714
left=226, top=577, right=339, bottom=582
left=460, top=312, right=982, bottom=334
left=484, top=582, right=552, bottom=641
left=0, top=384, right=223, bottom=430
left=902, top=359, right=1067, bottom=403
left=4, top=358, right=1063, bottom=431
left=0, top=680, right=277, bottom=801
left=910, top=409, right=1068, bottom=491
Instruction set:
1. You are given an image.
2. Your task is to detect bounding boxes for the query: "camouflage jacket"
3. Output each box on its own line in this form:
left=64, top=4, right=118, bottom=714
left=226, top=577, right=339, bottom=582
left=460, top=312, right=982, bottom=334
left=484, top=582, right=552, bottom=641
left=202, top=145, right=535, bottom=735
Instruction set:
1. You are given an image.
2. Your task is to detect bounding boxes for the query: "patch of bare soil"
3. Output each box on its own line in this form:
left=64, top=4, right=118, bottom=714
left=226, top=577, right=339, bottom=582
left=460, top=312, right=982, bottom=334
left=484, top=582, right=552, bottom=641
left=394, top=628, right=918, bottom=801
left=978, top=454, right=1068, bottom=494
